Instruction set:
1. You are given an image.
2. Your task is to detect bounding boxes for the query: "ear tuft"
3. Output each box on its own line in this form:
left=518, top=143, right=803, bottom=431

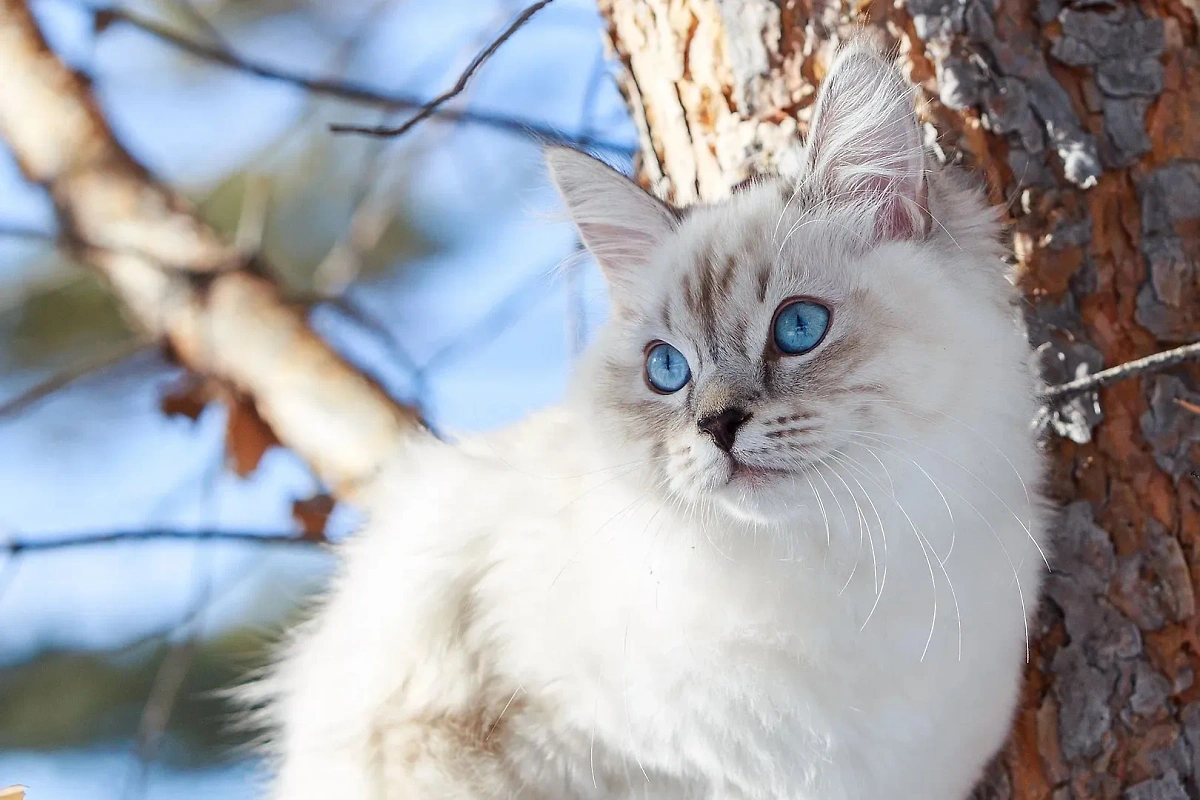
left=545, top=147, right=678, bottom=298
left=805, top=42, right=929, bottom=242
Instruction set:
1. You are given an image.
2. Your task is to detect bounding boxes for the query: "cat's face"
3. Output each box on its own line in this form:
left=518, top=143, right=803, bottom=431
left=550, top=44, right=1017, bottom=523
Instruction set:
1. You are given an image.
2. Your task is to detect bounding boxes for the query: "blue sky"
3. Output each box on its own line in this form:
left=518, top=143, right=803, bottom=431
left=0, top=0, right=635, bottom=795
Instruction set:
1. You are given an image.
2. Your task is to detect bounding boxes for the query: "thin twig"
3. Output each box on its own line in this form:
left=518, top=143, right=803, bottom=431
left=563, top=52, right=608, bottom=354
left=122, top=546, right=269, bottom=800
left=124, top=637, right=198, bottom=800
left=80, top=2, right=630, bottom=154
left=0, top=341, right=152, bottom=420
left=329, top=0, right=555, bottom=139
left=423, top=264, right=556, bottom=370
left=0, top=224, right=55, bottom=241
left=1040, top=341, right=1200, bottom=403
left=313, top=0, right=507, bottom=296
left=170, top=0, right=230, bottom=49
left=4, top=529, right=318, bottom=553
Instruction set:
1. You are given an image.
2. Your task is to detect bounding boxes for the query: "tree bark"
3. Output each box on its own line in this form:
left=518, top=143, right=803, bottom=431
left=0, top=0, right=421, bottom=500
left=598, top=0, right=1200, bottom=797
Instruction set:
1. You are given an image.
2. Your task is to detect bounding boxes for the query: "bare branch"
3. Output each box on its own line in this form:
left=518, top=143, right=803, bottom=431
left=124, top=636, right=198, bottom=799
left=0, top=11, right=238, bottom=272
left=79, top=2, right=632, bottom=155
left=330, top=0, right=555, bottom=139
left=4, top=529, right=318, bottom=553
left=0, top=223, right=54, bottom=241
left=168, top=0, right=230, bottom=49
left=1040, top=341, right=1200, bottom=403
left=0, top=0, right=423, bottom=498
left=0, top=341, right=152, bottom=420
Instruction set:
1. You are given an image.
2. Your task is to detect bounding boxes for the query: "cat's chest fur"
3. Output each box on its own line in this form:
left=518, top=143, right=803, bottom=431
left=436, top=415, right=1034, bottom=800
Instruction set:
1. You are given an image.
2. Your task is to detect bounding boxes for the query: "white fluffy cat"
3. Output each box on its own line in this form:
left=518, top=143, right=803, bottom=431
left=255, top=42, right=1051, bottom=800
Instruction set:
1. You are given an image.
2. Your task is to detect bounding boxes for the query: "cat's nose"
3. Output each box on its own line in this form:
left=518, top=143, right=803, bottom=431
left=698, top=408, right=751, bottom=453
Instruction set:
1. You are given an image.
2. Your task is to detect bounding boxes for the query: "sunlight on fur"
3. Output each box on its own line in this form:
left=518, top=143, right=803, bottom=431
left=247, top=40, right=1051, bottom=800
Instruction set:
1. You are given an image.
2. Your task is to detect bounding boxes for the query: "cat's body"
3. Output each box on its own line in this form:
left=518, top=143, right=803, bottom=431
left=257, top=43, right=1051, bottom=800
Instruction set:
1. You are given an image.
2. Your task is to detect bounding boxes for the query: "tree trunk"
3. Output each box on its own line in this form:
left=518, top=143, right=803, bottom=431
left=598, top=0, right=1200, bottom=797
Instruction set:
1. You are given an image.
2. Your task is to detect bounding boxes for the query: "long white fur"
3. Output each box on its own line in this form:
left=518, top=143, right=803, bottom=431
left=252, top=42, right=1050, bottom=800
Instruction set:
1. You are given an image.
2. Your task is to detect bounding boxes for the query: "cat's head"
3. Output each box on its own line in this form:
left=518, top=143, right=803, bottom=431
left=548, top=43, right=1025, bottom=523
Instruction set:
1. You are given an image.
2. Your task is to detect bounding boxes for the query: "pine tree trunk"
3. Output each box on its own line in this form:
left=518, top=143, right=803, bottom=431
left=597, top=0, right=1200, bottom=796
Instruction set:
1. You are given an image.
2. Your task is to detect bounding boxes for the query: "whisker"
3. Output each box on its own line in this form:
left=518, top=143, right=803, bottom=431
left=846, top=428, right=1047, bottom=571
left=803, top=466, right=833, bottom=551
left=550, top=487, right=655, bottom=590
left=829, top=452, right=886, bottom=597
left=826, top=452, right=890, bottom=629
left=828, top=446, right=960, bottom=661
left=824, top=457, right=876, bottom=597
left=621, top=624, right=651, bottom=785
left=848, top=396, right=1036, bottom=547
left=840, top=436, right=1032, bottom=661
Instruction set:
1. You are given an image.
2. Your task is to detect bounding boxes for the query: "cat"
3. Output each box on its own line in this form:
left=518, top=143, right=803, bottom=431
left=251, top=40, right=1051, bottom=800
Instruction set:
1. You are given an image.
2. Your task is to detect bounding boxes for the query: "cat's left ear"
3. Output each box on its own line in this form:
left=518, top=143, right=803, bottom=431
left=545, top=147, right=677, bottom=298
left=805, top=44, right=929, bottom=242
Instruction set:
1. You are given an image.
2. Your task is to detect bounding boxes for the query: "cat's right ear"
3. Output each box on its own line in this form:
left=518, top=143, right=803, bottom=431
left=545, top=147, right=677, bottom=297
left=803, top=43, right=929, bottom=243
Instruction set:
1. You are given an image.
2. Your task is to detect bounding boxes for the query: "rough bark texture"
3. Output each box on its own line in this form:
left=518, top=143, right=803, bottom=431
left=0, top=0, right=421, bottom=499
left=599, top=0, right=1200, bottom=796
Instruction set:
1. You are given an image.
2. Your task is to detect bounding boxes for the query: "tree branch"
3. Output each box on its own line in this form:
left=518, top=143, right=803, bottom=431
left=0, top=341, right=151, bottom=420
left=4, top=529, right=317, bottom=553
left=329, top=0, right=555, bottom=139
left=0, top=0, right=423, bottom=498
left=0, top=11, right=238, bottom=272
left=82, top=2, right=632, bottom=155
left=0, top=223, right=54, bottom=241
left=1039, top=341, right=1200, bottom=403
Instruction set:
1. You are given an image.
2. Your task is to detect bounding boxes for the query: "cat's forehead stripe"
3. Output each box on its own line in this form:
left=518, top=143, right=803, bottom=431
left=677, top=234, right=771, bottom=359
left=684, top=249, right=719, bottom=359
left=756, top=261, right=771, bottom=304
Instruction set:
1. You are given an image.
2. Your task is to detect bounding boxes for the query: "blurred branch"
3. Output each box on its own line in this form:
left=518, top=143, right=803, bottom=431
left=314, top=0, right=506, bottom=297
left=0, top=15, right=238, bottom=272
left=0, top=559, right=284, bottom=756
left=1040, top=341, right=1200, bottom=403
left=85, top=2, right=633, bottom=155
left=330, top=0, right=554, bottom=139
left=4, top=529, right=317, bottom=552
left=169, top=0, right=229, bottom=49
left=0, top=222, right=54, bottom=241
left=424, top=263, right=555, bottom=369
left=0, top=341, right=151, bottom=420
left=125, top=636, right=198, bottom=799
left=0, top=0, right=423, bottom=498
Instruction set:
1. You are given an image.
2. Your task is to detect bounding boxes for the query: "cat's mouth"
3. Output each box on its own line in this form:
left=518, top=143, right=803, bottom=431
left=728, top=459, right=793, bottom=486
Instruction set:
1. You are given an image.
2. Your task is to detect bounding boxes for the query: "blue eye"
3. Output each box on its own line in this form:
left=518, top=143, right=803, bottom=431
left=644, top=342, right=691, bottom=394
left=772, top=299, right=831, bottom=355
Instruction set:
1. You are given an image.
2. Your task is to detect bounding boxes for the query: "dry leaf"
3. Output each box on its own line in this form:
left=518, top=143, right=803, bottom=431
left=292, top=494, right=335, bottom=542
left=225, top=397, right=280, bottom=477
left=93, top=8, right=116, bottom=34
left=160, top=375, right=212, bottom=421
